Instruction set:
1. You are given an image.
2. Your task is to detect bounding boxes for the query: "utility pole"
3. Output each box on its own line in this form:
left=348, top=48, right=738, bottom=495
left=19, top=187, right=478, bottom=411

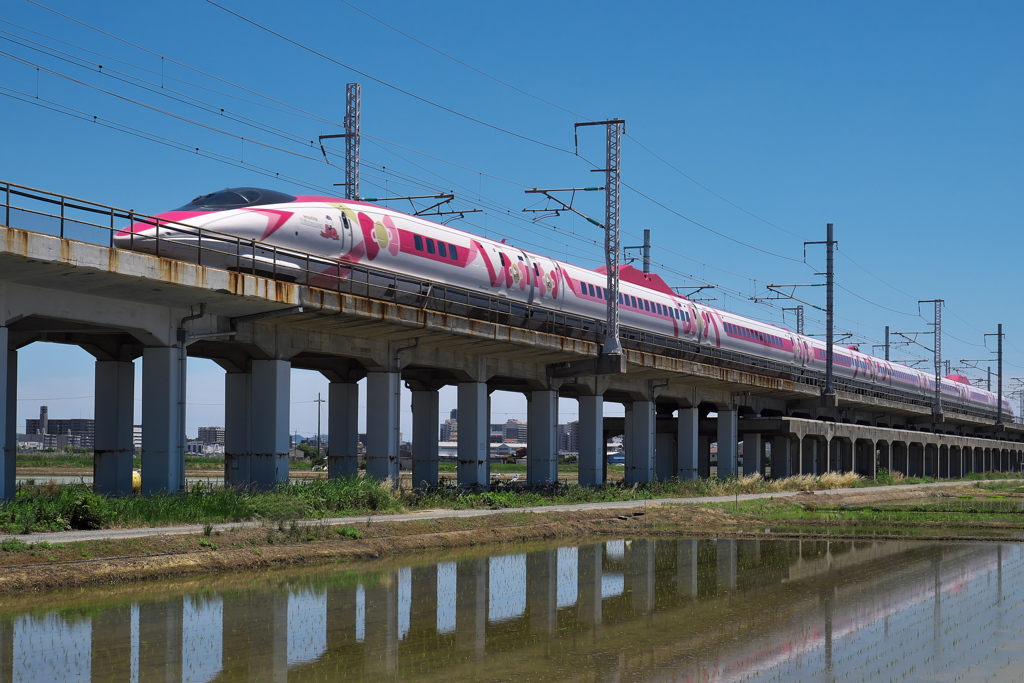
left=315, top=392, right=326, bottom=458
left=885, top=325, right=890, bottom=361
left=918, top=299, right=944, bottom=419
left=985, top=324, right=1004, bottom=426
left=318, top=82, right=361, bottom=200
left=783, top=306, right=805, bottom=336
left=805, top=224, right=836, bottom=402
left=624, top=229, right=651, bottom=273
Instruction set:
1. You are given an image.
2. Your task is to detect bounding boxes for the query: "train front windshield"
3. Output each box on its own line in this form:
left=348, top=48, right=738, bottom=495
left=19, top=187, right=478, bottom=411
left=174, top=188, right=296, bottom=211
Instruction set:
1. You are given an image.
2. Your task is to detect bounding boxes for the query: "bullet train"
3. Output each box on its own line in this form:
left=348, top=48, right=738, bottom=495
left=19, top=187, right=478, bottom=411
left=114, top=187, right=1013, bottom=420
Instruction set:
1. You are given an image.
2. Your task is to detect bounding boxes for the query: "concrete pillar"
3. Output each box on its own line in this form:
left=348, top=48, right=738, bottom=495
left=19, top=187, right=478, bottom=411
left=224, top=371, right=252, bottom=488
left=717, top=539, right=737, bottom=592
left=950, top=446, right=962, bottom=478
left=363, top=575, right=399, bottom=678
left=410, top=388, right=439, bottom=487
left=676, top=539, right=698, bottom=598
left=625, top=401, right=655, bottom=484
left=772, top=436, right=792, bottom=478
left=742, top=432, right=762, bottom=478
left=578, top=395, right=605, bottom=487
left=577, top=543, right=603, bottom=626
left=908, top=443, right=922, bottom=478
left=329, top=381, right=360, bottom=479
left=527, top=390, right=558, bottom=485
left=627, top=539, right=655, bottom=614
left=250, top=359, right=290, bottom=490
left=141, top=346, right=185, bottom=495
left=527, top=550, right=558, bottom=634
left=655, top=427, right=675, bottom=481
left=457, top=382, right=488, bottom=487
left=1, top=335, right=14, bottom=501
left=698, top=435, right=711, bottom=478
left=716, top=409, right=738, bottom=478
left=139, top=597, right=184, bottom=682
left=677, top=407, right=699, bottom=480
left=90, top=605, right=133, bottom=681
left=93, top=360, right=136, bottom=496
left=826, top=439, right=838, bottom=473
left=366, top=371, right=401, bottom=483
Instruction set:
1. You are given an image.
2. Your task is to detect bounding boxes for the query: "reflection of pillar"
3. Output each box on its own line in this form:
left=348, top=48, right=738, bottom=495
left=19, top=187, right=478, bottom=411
left=456, top=558, right=487, bottom=658
left=141, top=346, right=185, bottom=494
left=578, top=396, right=605, bottom=486
left=222, top=592, right=288, bottom=682
left=625, top=401, right=655, bottom=484
left=527, top=550, right=558, bottom=634
left=823, top=590, right=834, bottom=682
left=743, top=433, right=762, bottom=477
left=772, top=436, right=791, bottom=479
left=457, top=382, right=488, bottom=487
left=329, top=381, right=360, bottom=479
left=677, top=408, right=699, bottom=480
left=527, top=390, right=558, bottom=485
left=716, top=540, right=737, bottom=592
left=139, top=597, right=184, bottom=683
left=410, top=565, right=439, bottom=637
left=627, top=540, right=655, bottom=614
left=577, top=543, right=603, bottom=626
left=93, top=359, right=135, bottom=496
left=716, top=410, right=738, bottom=477
left=250, top=359, right=291, bottom=490
left=367, top=371, right=401, bottom=482
left=676, top=539, right=698, bottom=598
left=411, top=388, right=439, bottom=487
left=326, top=584, right=360, bottom=656
left=1, top=338, right=13, bottom=500
left=90, top=605, right=133, bottom=681
left=364, top=575, right=399, bottom=678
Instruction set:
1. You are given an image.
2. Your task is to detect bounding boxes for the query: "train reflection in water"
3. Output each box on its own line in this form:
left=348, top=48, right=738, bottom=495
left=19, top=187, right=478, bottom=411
left=1, top=538, right=1022, bottom=681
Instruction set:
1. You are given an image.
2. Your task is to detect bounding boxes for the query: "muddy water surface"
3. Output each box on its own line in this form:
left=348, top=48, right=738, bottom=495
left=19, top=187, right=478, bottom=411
left=3, top=537, right=1024, bottom=681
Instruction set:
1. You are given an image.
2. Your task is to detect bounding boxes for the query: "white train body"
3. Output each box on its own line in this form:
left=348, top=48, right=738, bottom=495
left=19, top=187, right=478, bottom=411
left=114, top=188, right=1013, bottom=420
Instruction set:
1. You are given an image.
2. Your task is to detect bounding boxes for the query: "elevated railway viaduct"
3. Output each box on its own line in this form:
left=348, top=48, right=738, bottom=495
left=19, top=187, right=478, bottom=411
left=1, top=182, right=1021, bottom=497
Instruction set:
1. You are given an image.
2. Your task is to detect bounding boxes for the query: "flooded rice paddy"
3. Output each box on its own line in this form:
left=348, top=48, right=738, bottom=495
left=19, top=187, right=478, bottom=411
left=3, top=537, right=1024, bottom=681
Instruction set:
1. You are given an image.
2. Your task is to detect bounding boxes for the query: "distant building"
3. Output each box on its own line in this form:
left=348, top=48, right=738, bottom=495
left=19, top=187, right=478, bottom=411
left=25, top=405, right=94, bottom=449
left=557, top=421, right=580, bottom=454
left=503, top=419, right=528, bottom=443
left=197, top=426, right=225, bottom=446
left=439, top=417, right=458, bottom=442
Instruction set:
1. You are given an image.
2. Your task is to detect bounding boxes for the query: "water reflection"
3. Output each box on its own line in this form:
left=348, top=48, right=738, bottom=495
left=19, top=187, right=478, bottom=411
left=3, top=537, right=1024, bottom=681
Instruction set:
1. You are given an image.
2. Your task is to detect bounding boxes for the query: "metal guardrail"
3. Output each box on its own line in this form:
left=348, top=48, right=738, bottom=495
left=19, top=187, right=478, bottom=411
left=0, top=180, right=1010, bottom=424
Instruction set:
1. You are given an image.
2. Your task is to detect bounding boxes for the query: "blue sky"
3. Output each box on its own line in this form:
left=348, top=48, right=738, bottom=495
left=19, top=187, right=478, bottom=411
left=3, top=0, right=1023, bottom=437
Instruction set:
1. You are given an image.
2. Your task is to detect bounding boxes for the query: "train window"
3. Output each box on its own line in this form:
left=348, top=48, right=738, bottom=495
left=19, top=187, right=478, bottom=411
left=175, top=187, right=296, bottom=211
left=438, top=242, right=447, bottom=258
left=449, top=245, right=459, bottom=260
left=534, top=264, right=539, bottom=276
left=644, top=300, right=651, bottom=312
left=499, top=253, right=506, bottom=266
left=630, top=295, right=637, bottom=307
left=414, top=235, right=423, bottom=251
left=426, top=239, right=435, bottom=255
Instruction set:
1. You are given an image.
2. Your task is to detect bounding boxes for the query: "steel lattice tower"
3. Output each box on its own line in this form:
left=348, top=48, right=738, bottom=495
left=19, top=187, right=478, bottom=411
left=344, top=83, right=361, bottom=200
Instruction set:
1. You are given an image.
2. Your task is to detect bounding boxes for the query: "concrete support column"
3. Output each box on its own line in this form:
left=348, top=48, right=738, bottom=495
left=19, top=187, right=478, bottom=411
left=527, top=390, right=558, bottom=485
left=250, top=359, right=291, bottom=490
left=698, top=435, right=711, bottom=478
left=577, top=543, right=603, bottom=626
left=950, top=446, right=962, bottom=478
left=456, top=382, right=488, bottom=487
left=625, top=401, right=655, bottom=485
left=456, top=558, right=487, bottom=658
left=141, top=346, right=185, bottom=495
left=578, top=395, right=605, bottom=487
left=363, top=574, right=399, bottom=678
left=139, top=597, right=184, bottom=682
left=908, top=443, right=922, bottom=478
left=716, top=409, right=738, bottom=478
left=743, top=432, right=762, bottom=478
left=410, top=388, right=439, bottom=488
left=329, top=382, right=360, bottom=479
left=655, top=426, right=675, bottom=481
left=224, top=371, right=252, bottom=488
left=1, top=333, right=14, bottom=501
left=677, top=407, right=699, bottom=480
left=366, top=371, right=401, bottom=483
left=627, top=539, right=655, bottom=614
left=527, top=550, right=558, bottom=634
left=826, top=439, right=839, bottom=473
left=772, top=436, right=792, bottom=479
left=93, top=360, right=135, bottom=496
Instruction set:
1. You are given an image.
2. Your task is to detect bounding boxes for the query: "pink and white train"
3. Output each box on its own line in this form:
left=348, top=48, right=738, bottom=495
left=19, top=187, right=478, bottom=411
left=114, top=187, right=1013, bottom=420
